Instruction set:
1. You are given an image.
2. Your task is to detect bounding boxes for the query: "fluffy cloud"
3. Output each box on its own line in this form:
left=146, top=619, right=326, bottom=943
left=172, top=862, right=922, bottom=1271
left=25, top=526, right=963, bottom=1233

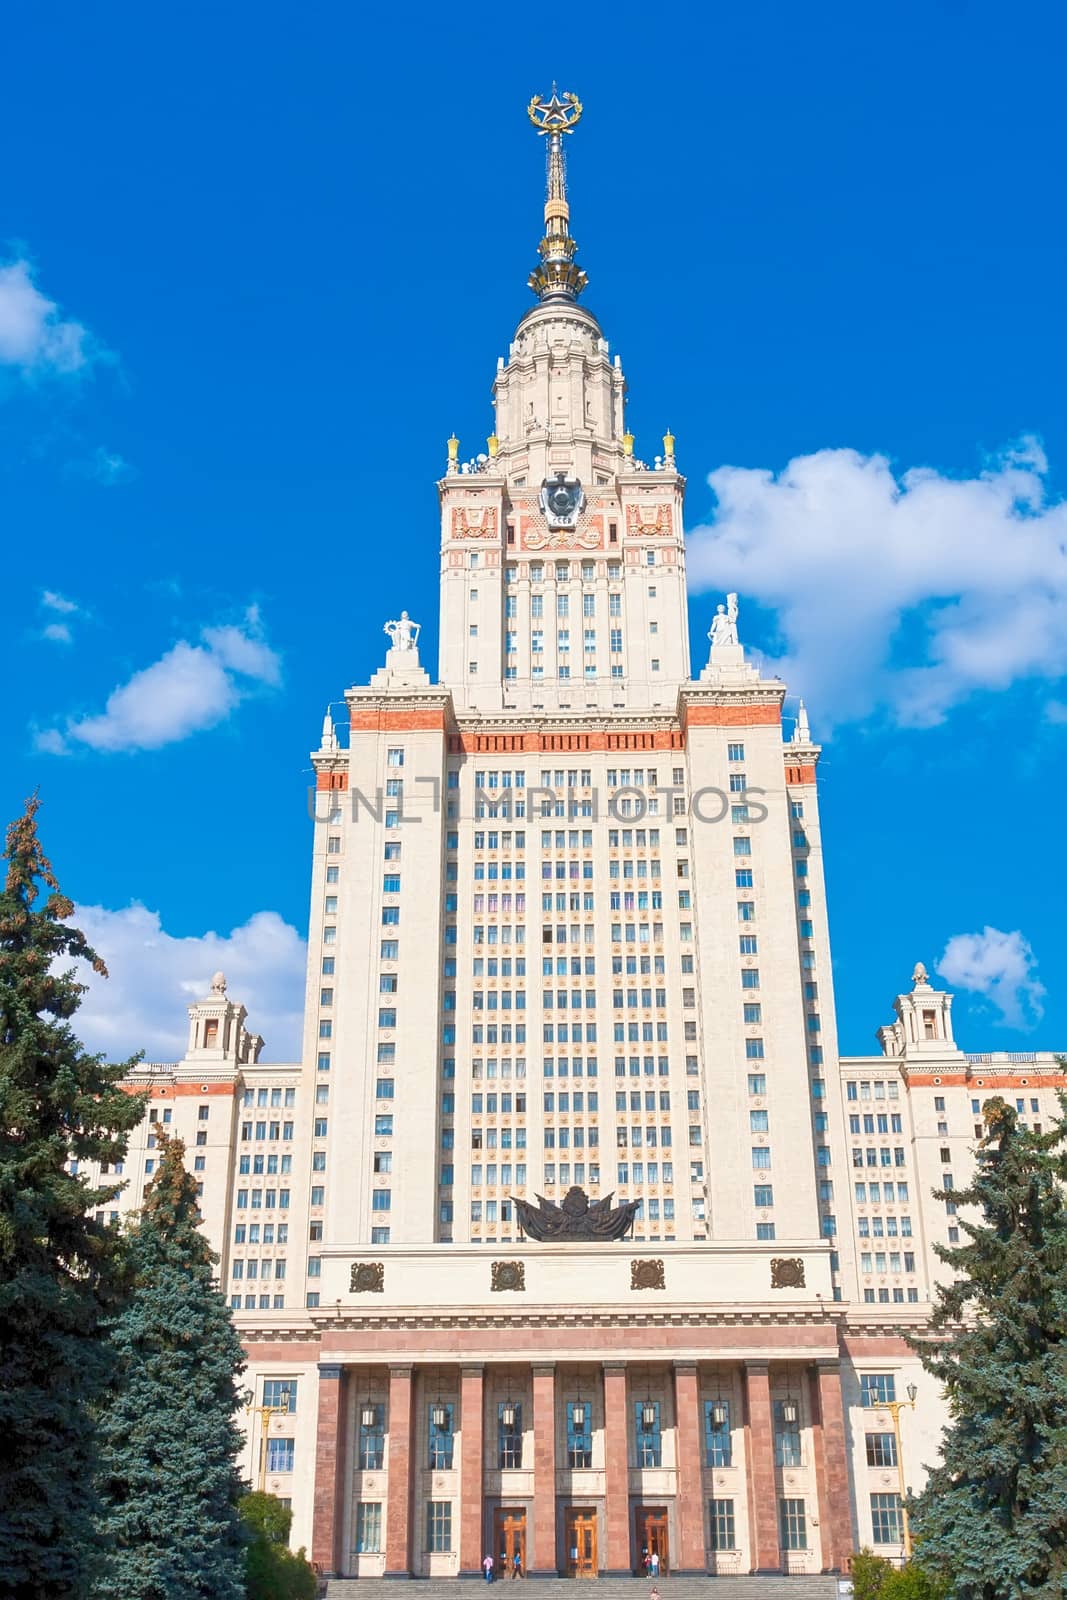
left=38, top=591, right=81, bottom=646
left=70, top=903, right=307, bottom=1063
left=0, top=257, right=96, bottom=375
left=85, top=446, right=133, bottom=485
left=38, top=609, right=282, bottom=754
left=937, top=926, right=1045, bottom=1030
left=687, top=439, right=1067, bottom=726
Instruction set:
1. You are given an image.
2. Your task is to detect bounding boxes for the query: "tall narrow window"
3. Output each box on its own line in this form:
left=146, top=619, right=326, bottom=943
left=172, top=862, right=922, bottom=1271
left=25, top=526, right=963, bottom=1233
left=428, top=1402, right=454, bottom=1468
left=498, top=1400, right=523, bottom=1468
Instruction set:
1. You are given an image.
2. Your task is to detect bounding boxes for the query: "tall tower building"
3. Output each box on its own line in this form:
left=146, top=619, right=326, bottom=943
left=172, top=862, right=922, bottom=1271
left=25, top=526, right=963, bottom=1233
left=80, top=90, right=1067, bottom=1585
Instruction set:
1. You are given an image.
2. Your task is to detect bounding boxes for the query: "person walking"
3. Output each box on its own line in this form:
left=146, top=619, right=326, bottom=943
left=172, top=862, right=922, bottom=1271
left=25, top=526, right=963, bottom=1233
left=650, top=1549, right=660, bottom=1579
left=483, top=1554, right=494, bottom=1583
left=512, top=1547, right=523, bottom=1580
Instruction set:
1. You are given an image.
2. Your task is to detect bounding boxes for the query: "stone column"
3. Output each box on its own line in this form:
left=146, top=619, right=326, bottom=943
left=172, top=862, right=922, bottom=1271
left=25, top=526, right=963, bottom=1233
left=811, top=1362, right=854, bottom=1572
left=602, top=1364, right=631, bottom=1576
left=385, top=1366, right=415, bottom=1578
left=460, top=1365, right=485, bottom=1577
left=531, top=1364, right=558, bottom=1575
left=311, top=1363, right=348, bottom=1576
left=744, top=1363, right=780, bottom=1573
left=673, top=1363, right=707, bottom=1574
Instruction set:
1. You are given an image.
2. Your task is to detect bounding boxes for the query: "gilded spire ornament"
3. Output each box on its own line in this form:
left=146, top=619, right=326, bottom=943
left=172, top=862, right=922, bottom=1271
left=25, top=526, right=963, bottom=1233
left=526, top=87, right=588, bottom=303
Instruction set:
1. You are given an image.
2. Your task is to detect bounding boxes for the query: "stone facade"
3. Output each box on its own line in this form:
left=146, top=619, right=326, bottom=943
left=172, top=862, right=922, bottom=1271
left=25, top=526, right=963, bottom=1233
left=76, top=104, right=1064, bottom=1578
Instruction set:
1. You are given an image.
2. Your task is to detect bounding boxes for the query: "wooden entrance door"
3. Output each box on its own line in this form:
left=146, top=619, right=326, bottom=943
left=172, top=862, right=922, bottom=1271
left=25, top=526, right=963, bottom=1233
left=494, top=1508, right=527, bottom=1578
left=565, top=1507, right=597, bottom=1578
left=635, top=1506, right=669, bottom=1576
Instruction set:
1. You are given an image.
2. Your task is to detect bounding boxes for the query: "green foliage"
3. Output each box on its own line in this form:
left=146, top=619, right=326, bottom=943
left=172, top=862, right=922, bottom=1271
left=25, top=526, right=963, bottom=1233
left=240, top=1493, right=318, bottom=1600
left=850, top=1549, right=949, bottom=1600
left=93, top=1133, right=248, bottom=1600
left=0, top=796, right=145, bottom=1597
left=851, top=1547, right=895, bottom=1600
left=908, top=1095, right=1067, bottom=1598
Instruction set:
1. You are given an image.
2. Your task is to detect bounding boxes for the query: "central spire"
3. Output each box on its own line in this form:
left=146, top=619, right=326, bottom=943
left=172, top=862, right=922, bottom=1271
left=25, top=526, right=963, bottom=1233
left=526, top=87, right=588, bottom=303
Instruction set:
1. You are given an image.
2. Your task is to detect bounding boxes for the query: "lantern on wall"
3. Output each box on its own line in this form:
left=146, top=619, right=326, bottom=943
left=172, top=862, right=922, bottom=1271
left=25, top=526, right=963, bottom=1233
left=781, top=1397, right=799, bottom=1426
left=501, top=1399, right=517, bottom=1429
left=710, top=1400, right=728, bottom=1429
left=360, top=1399, right=377, bottom=1429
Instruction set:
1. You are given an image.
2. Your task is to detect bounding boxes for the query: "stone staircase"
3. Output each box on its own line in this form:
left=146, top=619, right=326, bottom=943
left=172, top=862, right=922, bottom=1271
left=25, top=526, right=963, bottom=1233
left=326, top=1580, right=840, bottom=1599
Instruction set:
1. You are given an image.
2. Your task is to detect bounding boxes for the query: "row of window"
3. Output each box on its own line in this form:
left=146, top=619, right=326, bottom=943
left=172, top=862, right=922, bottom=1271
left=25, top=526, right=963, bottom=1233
left=349, top=1493, right=902, bottom=1558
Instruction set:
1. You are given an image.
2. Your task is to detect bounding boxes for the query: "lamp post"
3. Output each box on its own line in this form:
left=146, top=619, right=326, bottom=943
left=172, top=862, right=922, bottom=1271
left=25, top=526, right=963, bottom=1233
left=243, top=1382, right=292, bottom=1494
left=885, top=1384, right=918, bottom=1559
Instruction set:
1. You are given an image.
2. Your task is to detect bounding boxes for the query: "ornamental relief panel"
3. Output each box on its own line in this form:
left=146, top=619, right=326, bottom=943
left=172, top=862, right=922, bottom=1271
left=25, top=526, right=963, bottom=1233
left=350, top=1262, right=385, bottom=1294
left=490, top=1260, right=526, bottom=1292
left=770, top=1256, right=805, bottom=1289
left=450, top=506, right=499, bottom=540
left=625, top=503, right=673, bottom=538
left=630, top=1258, right=666, bottom=1291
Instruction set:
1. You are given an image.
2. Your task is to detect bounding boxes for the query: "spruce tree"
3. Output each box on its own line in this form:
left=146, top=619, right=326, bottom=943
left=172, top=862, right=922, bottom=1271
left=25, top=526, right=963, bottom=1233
left=0, top=797, right=145, bottom=1598
left=94, top=1131, right=248, bottom=1600
left=909, top=1095, right=1067, bottom=1598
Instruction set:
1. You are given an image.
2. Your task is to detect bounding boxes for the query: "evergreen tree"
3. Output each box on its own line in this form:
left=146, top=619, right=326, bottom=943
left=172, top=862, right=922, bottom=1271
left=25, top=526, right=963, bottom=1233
left=909, top=1095, right=1067, bottom=1598
left=0, top=797, right=145, bottom=1598
left=94, top=1132, right=248, bottom=1600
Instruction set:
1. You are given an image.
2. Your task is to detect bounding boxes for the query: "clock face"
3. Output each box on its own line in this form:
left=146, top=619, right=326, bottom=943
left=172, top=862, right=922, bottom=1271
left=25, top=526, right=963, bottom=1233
left=539, top=472, right=585, bottom=529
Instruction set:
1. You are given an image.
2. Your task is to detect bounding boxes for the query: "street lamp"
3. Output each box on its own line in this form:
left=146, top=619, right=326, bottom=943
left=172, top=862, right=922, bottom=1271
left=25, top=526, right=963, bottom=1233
left=885, top=1383, right=918, bottom=1559
left=243, top=1381, right=293, bottom=1494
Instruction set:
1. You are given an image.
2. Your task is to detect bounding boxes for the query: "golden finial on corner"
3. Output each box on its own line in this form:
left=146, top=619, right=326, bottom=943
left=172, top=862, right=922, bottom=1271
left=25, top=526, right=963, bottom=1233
left=663, top=427, right=676, bottom=460
left=447, top=433, right=459, bottom=474
left=487, top=434, right=499, bottom=458
left=622, top=431, right=634, bottom=458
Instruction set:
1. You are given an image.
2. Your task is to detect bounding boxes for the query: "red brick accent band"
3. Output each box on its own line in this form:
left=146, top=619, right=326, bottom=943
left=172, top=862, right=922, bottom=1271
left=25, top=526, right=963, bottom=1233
left=318, top=1321, right=839, bottom=1358
left=350, top=708, right=448, bottom=733
left=686, top=703, right=782, bottom=727
left=785, top=762, right=818, bottom=784
left=311, top=1364, right=347, bottom=1576
left=602, top=1365, right=630, bottom=1573
left=673, top=1365, right=707, bottom=1572
left=459, top=1366, right=485, bottom=1575
left=905, top=1071, right=1066, bottom=1088
left=385, top=1367, right=415, bottom=1575
left=744, top=1364, right=780, bottom=1572
left=316, top=771, right=349, bottom=791
left=447, top=729, right=685, bottom=754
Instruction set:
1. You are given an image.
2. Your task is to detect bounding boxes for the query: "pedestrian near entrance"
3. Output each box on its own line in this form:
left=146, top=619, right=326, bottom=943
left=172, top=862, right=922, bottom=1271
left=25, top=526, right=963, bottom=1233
left=483, top=1555, right=494, bottom=1583
left=650, top=1549, right=660, bottom=1578
left=650, top=1586, right=661, bottom=1600
left=512, top=1548, right=523, bottom=1580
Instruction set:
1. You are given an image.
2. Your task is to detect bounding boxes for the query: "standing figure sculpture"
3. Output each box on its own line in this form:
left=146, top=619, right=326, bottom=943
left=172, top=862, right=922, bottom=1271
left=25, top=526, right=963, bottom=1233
left=384, top=611, right=420, bottom=653
left=708, top=593, right=739, bottom=649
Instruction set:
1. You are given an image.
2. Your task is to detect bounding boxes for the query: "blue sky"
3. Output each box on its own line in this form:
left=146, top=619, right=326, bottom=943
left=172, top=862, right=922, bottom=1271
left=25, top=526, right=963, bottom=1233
left=3, top=0, right=1064, bottom=1062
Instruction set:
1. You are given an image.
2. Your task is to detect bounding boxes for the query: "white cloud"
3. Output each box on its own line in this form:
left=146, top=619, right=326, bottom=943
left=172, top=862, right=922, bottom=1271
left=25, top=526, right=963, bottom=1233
left=41, top=622, right=72, bottom=644
left=42, top=589, right=79, bottom=614
left=687, top=438, right=1067, bottom=726
left=0, top=257, right=96, bottom=375
left=34, top=727, right=69, bottom=755
left=70, top=904, right=307, bottom=1063
left=937, top=926, right=1045, bottom=1030
left=38, top=610, right=282, bottom=754
left=86, top=446, right=133, bottom=485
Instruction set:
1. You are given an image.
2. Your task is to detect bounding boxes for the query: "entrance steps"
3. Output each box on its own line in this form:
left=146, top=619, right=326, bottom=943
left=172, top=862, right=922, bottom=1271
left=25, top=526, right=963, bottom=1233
left=327, top=1580, right=840, bottom=1599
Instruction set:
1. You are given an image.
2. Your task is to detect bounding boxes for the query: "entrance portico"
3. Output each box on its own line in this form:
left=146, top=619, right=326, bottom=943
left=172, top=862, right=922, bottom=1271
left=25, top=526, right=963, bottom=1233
left=311, top=1350, right=853, bottom=1579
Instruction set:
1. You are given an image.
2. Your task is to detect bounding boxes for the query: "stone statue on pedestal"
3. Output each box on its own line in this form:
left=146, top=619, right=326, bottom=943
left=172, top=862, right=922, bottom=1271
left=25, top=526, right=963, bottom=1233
left=708, top=593, right=739, bottom=650
left=383, top=611, right=420, bottom=653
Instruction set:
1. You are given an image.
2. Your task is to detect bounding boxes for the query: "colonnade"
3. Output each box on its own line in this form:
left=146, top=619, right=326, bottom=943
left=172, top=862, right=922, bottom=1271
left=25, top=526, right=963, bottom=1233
left=310, top=1359, right=853, bottom=1579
